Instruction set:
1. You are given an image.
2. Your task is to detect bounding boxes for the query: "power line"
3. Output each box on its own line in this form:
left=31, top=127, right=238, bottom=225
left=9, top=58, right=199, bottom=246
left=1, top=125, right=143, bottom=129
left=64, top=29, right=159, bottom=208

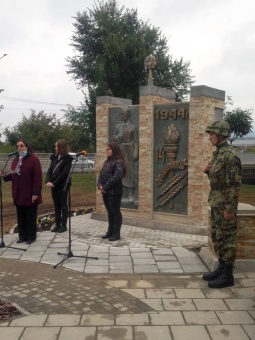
left=2, top=107, right=65, bottom=112
left=0, top=95, right=79, bottom=107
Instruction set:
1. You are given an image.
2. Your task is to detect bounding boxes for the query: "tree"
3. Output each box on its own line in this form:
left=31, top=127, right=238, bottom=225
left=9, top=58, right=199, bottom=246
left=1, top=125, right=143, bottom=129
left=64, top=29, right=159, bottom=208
left=66, top=0, right=194, bottom=148
left=63, top=102, right=95, bottom=151
left=224, top=108, right=254, bottom=144
left=3, top=110, right=72, bottom=152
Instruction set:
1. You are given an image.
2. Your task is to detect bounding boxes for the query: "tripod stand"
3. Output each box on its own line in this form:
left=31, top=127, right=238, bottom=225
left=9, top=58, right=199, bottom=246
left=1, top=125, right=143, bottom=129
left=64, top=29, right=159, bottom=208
left=53, top=158, right=98, bottom=268
left=0, top=155, right=26, bottom=251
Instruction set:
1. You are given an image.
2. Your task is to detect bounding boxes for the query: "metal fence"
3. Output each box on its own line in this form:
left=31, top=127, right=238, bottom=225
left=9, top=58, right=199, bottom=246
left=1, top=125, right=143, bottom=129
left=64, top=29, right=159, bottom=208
left=0, top=153, right=97, bottom=174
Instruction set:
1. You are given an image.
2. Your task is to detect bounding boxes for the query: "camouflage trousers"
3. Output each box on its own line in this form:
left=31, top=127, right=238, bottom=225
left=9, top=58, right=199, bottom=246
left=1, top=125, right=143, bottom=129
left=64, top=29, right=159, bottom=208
left=210, top=207, right=237, bottom=265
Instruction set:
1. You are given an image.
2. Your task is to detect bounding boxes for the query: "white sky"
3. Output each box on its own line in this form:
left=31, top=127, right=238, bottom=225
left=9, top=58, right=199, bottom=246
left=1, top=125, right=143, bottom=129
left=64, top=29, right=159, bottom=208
left=1, top=0, right=255, bottom=140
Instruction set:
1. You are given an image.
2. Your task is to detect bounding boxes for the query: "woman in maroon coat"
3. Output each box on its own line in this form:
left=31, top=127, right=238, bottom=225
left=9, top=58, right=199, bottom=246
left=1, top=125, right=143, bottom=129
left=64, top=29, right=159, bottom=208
left=3, top=139, right=42, bottom=244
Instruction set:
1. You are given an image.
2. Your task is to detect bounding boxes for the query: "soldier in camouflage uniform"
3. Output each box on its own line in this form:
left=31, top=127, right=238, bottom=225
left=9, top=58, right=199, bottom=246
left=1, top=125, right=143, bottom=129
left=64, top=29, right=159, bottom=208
left=202, top=120, right=242, bottom=288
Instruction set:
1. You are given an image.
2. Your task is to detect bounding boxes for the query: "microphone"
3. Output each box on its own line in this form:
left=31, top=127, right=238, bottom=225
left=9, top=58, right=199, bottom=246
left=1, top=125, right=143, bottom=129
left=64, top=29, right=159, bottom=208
left=8, top=151, right=19, bottom=157
left=75, top=151, right=87, bottom=157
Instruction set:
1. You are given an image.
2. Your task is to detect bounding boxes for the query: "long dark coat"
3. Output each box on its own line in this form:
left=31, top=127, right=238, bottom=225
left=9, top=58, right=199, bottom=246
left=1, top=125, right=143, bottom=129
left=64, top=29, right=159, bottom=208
left=4, top=153, right=42, bottom=206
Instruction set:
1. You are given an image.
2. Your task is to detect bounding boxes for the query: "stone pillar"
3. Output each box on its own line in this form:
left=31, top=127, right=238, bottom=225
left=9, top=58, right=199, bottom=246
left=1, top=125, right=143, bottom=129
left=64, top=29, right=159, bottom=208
left=95, top=96, right=132, bottom=213
left=188, top=85, right=225, bottom=227
left=138, top=86, right=175, bottom=220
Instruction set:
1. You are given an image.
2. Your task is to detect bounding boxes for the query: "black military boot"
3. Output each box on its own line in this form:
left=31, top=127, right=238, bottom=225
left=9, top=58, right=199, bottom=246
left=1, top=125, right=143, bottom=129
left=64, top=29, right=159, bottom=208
left=208, top=264, right=234, bottom=288
left=202, top=258, right=225, bottom=281
left=102, top=228, right=113, bottom=239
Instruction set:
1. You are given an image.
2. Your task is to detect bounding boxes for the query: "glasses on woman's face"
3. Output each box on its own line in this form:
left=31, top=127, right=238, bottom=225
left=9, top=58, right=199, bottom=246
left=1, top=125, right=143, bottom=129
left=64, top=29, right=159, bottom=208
left=16, top=144, right=25, bottom=148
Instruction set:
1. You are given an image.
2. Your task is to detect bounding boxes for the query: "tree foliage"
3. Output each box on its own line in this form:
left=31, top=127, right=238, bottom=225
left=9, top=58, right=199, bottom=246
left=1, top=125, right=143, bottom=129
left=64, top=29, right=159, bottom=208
left=224, top=108, right=254, bottom=143
left=3, top=110, right=72, bottom=152
left=66, top=0, right=194, bottom=148
left=63, top=101, right=95, bottom=152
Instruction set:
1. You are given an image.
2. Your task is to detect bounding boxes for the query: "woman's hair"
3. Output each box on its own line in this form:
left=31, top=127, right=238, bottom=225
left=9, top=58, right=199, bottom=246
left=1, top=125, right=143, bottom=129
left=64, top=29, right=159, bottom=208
left=108, top=142, right=126, bottom=176
left=16, top=139, right=33, bottom=153
left=56, top=139, right=69, bottom=157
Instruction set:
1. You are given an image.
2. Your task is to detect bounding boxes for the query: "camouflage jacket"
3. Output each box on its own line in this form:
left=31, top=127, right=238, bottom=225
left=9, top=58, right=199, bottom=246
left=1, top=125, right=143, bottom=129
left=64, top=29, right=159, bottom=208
left=208, top=143, right=242, bottom=212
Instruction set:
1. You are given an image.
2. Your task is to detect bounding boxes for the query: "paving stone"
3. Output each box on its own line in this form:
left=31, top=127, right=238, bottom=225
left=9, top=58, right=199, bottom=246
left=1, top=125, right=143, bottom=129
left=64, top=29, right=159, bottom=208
left=10, top=314, right=47, bottom=326
left=81, top=314, right=114, bottom=326
left=153, top=255, right=176, bottom=261
left=231, top=287, right=255, bottom=298
left=141, top=299, right=164, bottom=311
left=97, top=326, right=133, bottom=340
left=152, top=249, right=174, bottom=255
left=122, top=289, right=145, bottom=299
left=193, top=298, right=228, bottom=310
left=242, top=325, right=255, bottom=340
left=236, top=278, right=255, bottom=287
left=224, top=298, right=255, bottom=310
left=207, top=325, right=250, bottom=340
left=130, top=280, right=157, bottom=288
left=174, top=288, right=205, bottom=298
left=156, top=279, right=185, bottom=289
left=145, top=289, right=175, bottom=299
left=21, top=327, right=60, bottom=340
left=134, top=265, right=158, bottom=273
left=150, top=311, right=184, bottom=325
left=181, top=264, right=208, bottom=273
left=46, top=314, right=81, bottom=326
left=133, top=258, right=156, bottom=265
left=131, top=253, right=154, bottom=259
left=162, top=299, right=196, bottom=311
left=109, top=256, right=132, bottom=262
left=171, top=325, right=211, bottom=340
left=59, top=326, right=96, bottom=340
left=183, top=311, right=220, bottom=325
left=116, top=313, right=150, bottom=325
left=216, top=310, right=255, bottom=324
left=156, top=262, right=181, bottom=269
left=203, top=288, right=235, bottom=299
left=134, top=326, right=172, bottom=340
left=0, top=327, right=24, bottom=340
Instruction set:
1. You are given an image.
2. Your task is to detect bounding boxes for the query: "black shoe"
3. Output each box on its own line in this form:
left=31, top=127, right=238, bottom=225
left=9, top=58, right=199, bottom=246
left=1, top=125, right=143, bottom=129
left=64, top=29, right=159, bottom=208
left=26, top=240, right=35, bottom=245
left=57, top=226, right=67, bottom=233
left=109, top=234, right=120, bottom=241
left=102, top=229, right=113, bottom=239
left=16, top=239, right=26, bottom=244
left=51, top=225, right=61, bottom=232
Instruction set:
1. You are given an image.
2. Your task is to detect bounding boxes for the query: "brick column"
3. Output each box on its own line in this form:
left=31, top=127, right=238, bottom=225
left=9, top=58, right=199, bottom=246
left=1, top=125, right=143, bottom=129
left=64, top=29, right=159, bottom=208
left=188, top=85, right=225, bottom=227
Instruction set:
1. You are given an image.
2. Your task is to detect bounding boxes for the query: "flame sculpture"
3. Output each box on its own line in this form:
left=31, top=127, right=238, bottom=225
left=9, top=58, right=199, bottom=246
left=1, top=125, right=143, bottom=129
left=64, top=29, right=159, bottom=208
left=164, top=124, right=180, bottom=162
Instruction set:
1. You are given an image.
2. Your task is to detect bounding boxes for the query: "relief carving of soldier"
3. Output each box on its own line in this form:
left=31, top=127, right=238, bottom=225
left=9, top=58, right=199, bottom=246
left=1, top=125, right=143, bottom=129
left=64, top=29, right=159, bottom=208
left=113, top=106, right=139, bottom=203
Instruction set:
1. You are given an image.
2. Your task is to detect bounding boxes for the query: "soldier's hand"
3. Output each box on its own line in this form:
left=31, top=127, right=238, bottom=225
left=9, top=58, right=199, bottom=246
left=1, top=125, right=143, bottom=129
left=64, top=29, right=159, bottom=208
left=224, top=210, right=234, bottom=221
left=202, top=164, right=210, bottom=173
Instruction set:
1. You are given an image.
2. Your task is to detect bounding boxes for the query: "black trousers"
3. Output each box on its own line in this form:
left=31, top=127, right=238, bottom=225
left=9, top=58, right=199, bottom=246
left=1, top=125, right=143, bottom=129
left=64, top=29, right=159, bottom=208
left=102, top=194, right=122, bottom=232
left=51, top=186, right=69, bottom=228
left=16, top=204, right=38, bottom=241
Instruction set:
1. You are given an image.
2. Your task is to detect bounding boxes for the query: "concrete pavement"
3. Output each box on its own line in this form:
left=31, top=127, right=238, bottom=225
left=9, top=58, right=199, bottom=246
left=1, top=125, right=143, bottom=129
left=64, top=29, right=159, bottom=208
left=0, top=213, right=254, bottom=339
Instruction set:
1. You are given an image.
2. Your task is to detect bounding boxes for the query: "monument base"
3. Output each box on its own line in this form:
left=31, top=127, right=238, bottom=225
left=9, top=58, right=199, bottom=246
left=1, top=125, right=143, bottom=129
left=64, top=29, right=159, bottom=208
left=199, top=247, right=255, bottom=272
left=91, top=211, right=208, bottom=235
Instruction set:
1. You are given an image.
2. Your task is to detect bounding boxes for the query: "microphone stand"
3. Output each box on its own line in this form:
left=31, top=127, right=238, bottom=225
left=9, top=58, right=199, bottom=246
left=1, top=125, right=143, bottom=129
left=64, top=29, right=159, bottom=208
left=53, top=157, right=98, bottom=268
left=0, top=155, right=26, bottom=251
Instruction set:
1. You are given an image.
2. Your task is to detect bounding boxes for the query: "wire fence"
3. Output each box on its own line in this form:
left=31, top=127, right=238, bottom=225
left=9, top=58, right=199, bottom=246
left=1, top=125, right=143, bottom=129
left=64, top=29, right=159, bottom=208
left=0, top=153, right=97, bottom=174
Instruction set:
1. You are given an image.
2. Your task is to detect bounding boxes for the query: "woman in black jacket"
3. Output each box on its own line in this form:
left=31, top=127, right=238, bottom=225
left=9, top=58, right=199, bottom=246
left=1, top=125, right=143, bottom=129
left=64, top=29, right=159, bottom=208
left=97, top=142, right=126, bottom=241
left=46, top=139, right=73, bottom=233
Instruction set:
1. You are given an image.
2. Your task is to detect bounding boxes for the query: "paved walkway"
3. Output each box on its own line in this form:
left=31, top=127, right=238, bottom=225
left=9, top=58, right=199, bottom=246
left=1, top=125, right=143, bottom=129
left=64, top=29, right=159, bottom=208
left=0, top=214, right=254, bottom=339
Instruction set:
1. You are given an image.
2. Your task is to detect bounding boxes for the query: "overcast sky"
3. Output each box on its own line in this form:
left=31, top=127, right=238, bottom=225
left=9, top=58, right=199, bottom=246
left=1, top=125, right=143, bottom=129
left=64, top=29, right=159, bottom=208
left=1, top=0, right=255, bottom=140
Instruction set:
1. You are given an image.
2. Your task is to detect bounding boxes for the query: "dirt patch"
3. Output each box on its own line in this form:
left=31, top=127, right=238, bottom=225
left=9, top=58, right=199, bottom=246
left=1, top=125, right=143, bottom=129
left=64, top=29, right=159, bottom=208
left=0, top=300, right=22, bottom=322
